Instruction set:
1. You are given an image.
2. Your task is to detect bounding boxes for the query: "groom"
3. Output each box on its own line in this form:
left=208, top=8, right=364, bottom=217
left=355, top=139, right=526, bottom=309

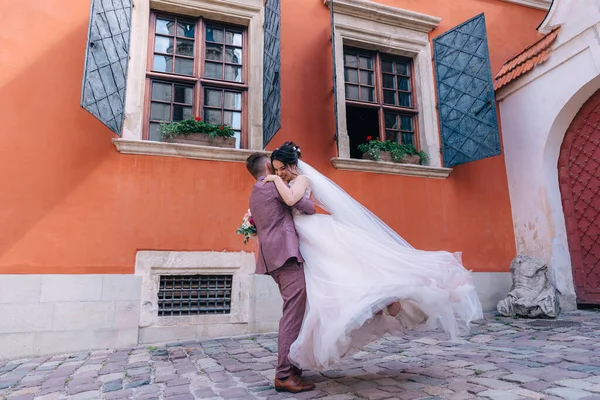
left=245, top=153, right=316, bottom=393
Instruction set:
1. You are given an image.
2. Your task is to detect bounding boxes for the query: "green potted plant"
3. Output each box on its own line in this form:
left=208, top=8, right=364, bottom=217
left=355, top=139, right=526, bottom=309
left=358, top=137, right=428, bottom=165
left=159, top=116, right=236, bottom=148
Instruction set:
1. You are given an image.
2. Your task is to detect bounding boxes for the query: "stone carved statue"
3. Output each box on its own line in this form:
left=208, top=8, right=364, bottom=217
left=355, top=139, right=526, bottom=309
left=497, top=254, right=560, bottom=318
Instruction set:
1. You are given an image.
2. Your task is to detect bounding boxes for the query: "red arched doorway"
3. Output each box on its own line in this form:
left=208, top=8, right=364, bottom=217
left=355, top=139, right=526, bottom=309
left=559, top=88, right=600, bottom=304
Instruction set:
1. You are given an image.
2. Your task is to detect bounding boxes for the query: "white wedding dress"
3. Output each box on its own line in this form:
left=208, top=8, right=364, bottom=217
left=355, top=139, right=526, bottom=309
left=287, top=161, right=483, bottom=371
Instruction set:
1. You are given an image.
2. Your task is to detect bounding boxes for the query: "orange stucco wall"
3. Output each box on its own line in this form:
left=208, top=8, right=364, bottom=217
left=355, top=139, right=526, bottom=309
left=0, top=0, right=544, bottom=274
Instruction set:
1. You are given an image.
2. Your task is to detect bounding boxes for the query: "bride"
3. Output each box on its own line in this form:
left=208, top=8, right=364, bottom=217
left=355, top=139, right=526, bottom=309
left=262, top=142, right=483, bottom=371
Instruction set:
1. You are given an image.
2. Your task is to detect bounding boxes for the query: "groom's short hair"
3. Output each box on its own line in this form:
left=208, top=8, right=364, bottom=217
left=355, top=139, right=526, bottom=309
left=246, top=153, right=269, bottom=179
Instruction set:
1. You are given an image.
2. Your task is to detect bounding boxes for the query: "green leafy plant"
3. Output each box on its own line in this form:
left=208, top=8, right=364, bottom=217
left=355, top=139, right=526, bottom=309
left=357, top=137, right=428, bottom=165
left=159, top=116, right=235, bottom=141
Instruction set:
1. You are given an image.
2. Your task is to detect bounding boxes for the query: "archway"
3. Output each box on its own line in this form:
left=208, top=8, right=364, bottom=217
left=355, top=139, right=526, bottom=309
left=559, top=88, right=600, bottom=304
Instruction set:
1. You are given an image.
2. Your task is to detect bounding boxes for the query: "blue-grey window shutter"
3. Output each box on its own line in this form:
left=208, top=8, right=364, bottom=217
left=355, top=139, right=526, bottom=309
left=80, top=0, right=132, bottom=136
left=433, top=13, right=501, bottom=167
left=263, top=0, right=282, bottom=147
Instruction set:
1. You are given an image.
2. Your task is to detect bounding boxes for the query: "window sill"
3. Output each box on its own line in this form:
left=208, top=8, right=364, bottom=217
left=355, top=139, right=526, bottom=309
left=112, top=138, right=264, bottom=163
left=330, top=157, right=452, bottom=179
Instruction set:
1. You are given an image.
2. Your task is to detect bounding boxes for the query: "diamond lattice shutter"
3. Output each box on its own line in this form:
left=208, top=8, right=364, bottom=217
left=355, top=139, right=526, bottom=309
left=262, top=0, right=282, bottom=147
left=80, top=0, right=132, bottom=135
left=433, top=13, right=501, bottom=167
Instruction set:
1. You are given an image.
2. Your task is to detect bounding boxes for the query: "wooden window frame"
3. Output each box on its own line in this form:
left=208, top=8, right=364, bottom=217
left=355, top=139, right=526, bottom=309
left=143, top=11, right=249, bottom=148
left=343, top=47, right=419, bottom=149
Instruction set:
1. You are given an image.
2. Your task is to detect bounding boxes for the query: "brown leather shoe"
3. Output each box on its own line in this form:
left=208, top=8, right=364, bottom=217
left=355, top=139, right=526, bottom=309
left=274, top=375, right=315, bottom=393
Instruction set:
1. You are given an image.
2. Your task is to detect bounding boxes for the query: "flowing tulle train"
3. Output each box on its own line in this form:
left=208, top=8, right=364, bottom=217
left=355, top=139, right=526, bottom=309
left=287, top=162, right=483, bottom=371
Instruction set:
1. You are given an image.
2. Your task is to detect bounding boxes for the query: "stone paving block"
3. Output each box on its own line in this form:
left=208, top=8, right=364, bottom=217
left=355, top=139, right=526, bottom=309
left=354, top=388, right=392, bottom=400
left=544, top=387, right=595, bottom=400
left=164, top=384, right=192, bottom=397
left=500, top=374, right=539, bottom=383
left=555, top=379, right=600, bottom=392
left=477, top=389, right=522, bottom=400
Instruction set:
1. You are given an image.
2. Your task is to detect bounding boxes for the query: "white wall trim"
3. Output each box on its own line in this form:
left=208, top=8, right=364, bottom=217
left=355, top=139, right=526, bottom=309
left=324, top=0, right=441, bottom=33
left=497, top=0, right=551, bottom=11
left=122, top=0, right=264, bottom=150
left=112, top=138, right=270, bottom=163
left=328, top=2, right=443, bottom=167
left=331, top=157, right=452, bottom=178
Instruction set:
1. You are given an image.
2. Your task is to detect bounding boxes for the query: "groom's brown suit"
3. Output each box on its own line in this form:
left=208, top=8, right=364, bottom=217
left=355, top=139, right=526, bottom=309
left=249, top=176, right=315, bottom=379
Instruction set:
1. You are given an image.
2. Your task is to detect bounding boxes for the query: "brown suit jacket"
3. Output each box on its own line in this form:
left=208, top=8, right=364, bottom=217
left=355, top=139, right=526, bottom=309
left=249, top=176, right=315, bottom=274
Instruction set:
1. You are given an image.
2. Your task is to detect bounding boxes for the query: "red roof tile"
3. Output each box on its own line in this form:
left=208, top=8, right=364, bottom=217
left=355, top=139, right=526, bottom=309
left=494, top=25, right=560, bottom=91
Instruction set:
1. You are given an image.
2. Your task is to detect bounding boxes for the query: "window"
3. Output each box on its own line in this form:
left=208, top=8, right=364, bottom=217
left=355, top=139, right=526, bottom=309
left=343, top=48, right=417, bottom=159
left=145, top=13, right=246, bottom=148
left=157, top=274, right=233, bottom=316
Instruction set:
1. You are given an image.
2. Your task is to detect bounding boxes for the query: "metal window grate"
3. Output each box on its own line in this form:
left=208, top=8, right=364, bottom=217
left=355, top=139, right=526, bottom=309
left=158, top=275, right=233, bottom=316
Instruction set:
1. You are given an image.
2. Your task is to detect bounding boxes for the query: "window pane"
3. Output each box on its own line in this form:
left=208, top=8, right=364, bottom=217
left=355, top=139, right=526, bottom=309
left=156, top=19, right=174, bottom=35
left=176, top=22, right=195, bottom=38
left=225, top=47, right=242, bottom=64
left=384, top=112, right=398, bottom=129
left=176, top=40, right=194, bottom=56
left=174, top=58, right=194, bottom=75
left=397, top=77, right=410, bottom=91
left=399, top=93, right=412, bottom=107
left=149, top=123, right=163, bottom=141
left=173, top=105, right=192, bottom=121
left=205, top=62, right=223, bottom=79
left=383, top=90, right=396, bottom=105
left=382, top=74, right=395, bottom=89
left=382, top=59, right=394, bottom=73
left=150, top=102, right=170, bottom=120
left=206, top=26, right=224, bottom=43
left=155, top=36, right=173, bottom=53
left=174, top=85, right=193, bottom=104
left=205, top=89, right=223, bottom=107
left=397, top=62, right=409, bottom=75
left=226, top=31, right=243, bottom=46
left=402, top=133, right=414, bottom=146
left=151, top=82, right=172, bottom=102
left=344, top=68, right=358, bottom=84
left=204, top=109, right=222, bottom=124
left=225, top=65, right=242, bottom=82
left=153, top=55, right=172, bottom=72
left=224, top=92, right=242, bottom=110
left=344, top=53, right=358, bottom=67
left=360, top=87, right=374, bottom=102
left=206, top=44, right=223, bottom=61
left=359, top=56, right=372, bottom=69
left=400, top=116, right=413, bottom=131
left=360, top=70, right=373, bottom=86
left=386, top=130, right=398, bottom=142
left=345, top=85, right=359, bottom=100
left=224, top=111, right=242, bottom=129
left=233, top=131, right=241, bottom=149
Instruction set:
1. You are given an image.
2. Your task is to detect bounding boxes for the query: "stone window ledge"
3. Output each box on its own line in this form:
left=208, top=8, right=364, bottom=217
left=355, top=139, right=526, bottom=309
left=331, top=157, right=452, bottom=179
left=112, top=138, right=266, bottom=163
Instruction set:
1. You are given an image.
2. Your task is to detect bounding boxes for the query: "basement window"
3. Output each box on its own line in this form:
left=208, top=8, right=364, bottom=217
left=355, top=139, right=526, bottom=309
left=157, top=274, right=233, bottom=316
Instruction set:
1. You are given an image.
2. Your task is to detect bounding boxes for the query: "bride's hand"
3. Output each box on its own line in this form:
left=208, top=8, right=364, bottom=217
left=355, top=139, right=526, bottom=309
left=261, top=174, right=279, bottom=185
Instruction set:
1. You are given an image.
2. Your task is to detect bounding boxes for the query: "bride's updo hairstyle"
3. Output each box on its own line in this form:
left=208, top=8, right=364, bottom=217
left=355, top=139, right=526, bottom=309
left=271, top=141, right=302, bottom=168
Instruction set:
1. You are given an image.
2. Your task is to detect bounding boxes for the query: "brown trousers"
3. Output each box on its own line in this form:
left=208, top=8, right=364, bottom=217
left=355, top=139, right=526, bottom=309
left=268, top=258, right=307, bottom=379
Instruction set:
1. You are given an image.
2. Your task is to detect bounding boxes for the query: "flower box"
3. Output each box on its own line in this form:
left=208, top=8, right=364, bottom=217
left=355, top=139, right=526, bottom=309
left=362, top=151, right=421, bottom=165
left=171, top=133, right=236, bottom=148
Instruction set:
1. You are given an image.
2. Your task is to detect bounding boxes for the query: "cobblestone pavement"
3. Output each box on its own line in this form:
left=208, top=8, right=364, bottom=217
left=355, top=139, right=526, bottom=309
left=2, top=311, right=600, bottom=400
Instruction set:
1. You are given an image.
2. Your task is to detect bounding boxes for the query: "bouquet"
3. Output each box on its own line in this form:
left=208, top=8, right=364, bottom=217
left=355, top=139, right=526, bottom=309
left=236, top=209, right=257, bottom=244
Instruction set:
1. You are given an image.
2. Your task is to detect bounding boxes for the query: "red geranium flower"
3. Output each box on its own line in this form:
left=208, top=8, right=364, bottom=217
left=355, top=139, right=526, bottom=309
left=366, top=136, right=373, bottom=141
left=219, top=125, right=224, bottom=130
left=195, top=116, right=201, bottom=121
